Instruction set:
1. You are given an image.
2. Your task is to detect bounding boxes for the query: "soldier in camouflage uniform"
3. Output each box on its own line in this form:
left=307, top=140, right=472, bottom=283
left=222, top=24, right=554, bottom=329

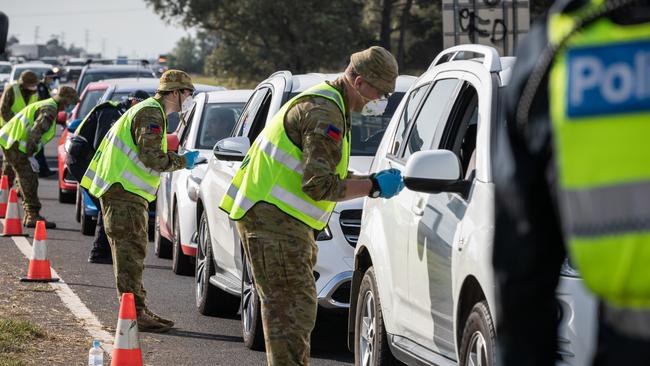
left=84, top=70, right=199, bottom=333
left=0, top=86, right=79, bottom=228
left=0, top=71, right=40, bottom=186
left=231, top=46, right=404, bottom=365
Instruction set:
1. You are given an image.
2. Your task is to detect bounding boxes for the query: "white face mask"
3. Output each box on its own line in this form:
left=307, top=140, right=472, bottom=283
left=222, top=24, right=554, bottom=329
left=361, top=98, right=388, bottom=116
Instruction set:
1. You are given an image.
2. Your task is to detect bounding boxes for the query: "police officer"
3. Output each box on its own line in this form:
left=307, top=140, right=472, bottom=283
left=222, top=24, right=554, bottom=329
left=219, top=46, right=403, bottom=365
left=81, top=70, right=199, bottom=333
left=0, top=86, right=79, bottom=228
left=0, top=71, right=39, bottom=186
left=493, top=0, right=650, bottom=365
left=67, top=90, right=150, bottom=264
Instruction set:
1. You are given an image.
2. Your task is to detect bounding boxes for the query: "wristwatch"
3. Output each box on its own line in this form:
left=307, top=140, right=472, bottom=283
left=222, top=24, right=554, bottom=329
left=368, top=175, right=381, bottom=198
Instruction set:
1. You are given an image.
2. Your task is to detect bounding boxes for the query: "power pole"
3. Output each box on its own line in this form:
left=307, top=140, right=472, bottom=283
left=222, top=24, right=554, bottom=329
left=85, top=29, right=89, bottom=52
left=34, top=26, right=39, bottom=44
left=101, top=38, right=106, bottom=58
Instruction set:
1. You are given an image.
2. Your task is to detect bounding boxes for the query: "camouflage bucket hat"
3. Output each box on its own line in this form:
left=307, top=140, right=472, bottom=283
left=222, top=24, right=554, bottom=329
left=350, top=46, right=399, bottom=95
left=19, top=71, right=39, bottom=89
left=54, top=86, right=79, bottom=105
left=157, top=70, right=195, bottom=92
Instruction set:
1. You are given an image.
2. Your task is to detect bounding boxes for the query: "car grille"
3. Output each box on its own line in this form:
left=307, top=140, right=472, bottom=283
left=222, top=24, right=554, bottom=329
left=339, top=210, right=361, bottom=247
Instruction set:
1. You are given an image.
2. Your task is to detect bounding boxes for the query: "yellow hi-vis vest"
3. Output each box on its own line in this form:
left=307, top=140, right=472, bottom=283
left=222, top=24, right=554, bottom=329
left=549, top=0, right=650, bottom=307
left=219, top=83, right=349, bottom=230
left=0, top=83, right=39, bottom=126
left=0, top=98, right=57, bottom=154
left=80, top=97, right=167, bottom=202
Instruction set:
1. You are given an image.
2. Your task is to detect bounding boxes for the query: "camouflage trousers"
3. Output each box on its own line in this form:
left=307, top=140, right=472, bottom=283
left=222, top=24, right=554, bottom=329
left=1, top=155, right=16, bottom=190
left=237, top=202, right=319, bottom=366
left=100, top=185, right=149, bottom=311
left=2, top=145, right=40, bottom=213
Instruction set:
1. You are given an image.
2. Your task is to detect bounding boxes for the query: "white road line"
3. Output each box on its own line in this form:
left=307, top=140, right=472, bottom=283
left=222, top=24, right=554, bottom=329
left=12, top=236, right=114, bottom=355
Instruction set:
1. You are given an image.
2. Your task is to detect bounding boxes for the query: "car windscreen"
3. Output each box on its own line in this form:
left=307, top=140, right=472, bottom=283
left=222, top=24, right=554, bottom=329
left=12, top=67, right=52, bottom=81
left=196, top=102, right=245, bottom=149
left=350, top=92, right=405, bottom=156
left=78, top=71, right=155, bottom=94
left=0, top=65, right=12, bottom=73
left=77, top=90, right=106, bottom=120
left=108, top=91, right=154, bottom=103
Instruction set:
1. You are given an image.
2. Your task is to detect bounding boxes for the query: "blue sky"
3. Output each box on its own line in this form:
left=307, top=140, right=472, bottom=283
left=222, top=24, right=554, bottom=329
left=1, top=0, right=191, bottom=58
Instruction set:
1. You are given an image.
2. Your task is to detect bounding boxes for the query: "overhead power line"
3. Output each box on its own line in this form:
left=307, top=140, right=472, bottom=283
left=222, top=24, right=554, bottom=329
left=10, top=8, right=150, bottom=18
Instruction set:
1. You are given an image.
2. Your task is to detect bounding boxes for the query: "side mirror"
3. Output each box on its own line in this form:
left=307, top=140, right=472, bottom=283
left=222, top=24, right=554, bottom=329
left=166, top=133, right=180, bottom=153
left=403, top=150, right=471, bottom=197
left=213, top=136, right=250, bottom=162
left=67, top=118, right=83, bottom=133
left=57, top=111, right=67, bottom=125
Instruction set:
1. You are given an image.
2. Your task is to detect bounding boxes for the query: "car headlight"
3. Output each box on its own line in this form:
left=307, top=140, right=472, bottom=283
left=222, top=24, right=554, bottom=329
left=315, top=226, right=332, bottom=241
left=186, top=175, right=201, bottom=202
left=560, top=257, right=580, bottom=277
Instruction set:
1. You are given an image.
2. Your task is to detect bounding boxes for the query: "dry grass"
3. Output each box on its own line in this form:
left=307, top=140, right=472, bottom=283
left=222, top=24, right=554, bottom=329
left=191, top=74, right=258, bottom=90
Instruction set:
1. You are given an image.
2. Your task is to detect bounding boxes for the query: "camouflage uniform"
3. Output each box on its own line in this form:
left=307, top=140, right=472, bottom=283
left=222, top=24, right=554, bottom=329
left=0, top=72, right=39, bottom=187
left=236, top=46, right=398, bottom=365
left=98, top=70, right=191, bottom=332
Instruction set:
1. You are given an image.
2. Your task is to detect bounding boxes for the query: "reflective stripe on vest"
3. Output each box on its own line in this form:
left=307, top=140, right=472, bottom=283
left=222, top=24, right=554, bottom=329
left=219, top=83, right=349, bottom=230
left=0, top=98, right=57, bottom=154
left=0, top=83, right=38, bottom=126
left=549, top=1, right=650, bottom=306
left=80, top=97, right=166, bottom=202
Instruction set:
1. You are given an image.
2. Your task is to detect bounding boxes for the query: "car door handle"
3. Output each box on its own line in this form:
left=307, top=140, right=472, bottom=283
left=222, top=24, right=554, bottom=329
left=412, top=197, right=425, bottom=216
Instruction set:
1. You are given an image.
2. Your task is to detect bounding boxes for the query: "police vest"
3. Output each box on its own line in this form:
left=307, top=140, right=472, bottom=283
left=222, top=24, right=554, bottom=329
left=80, top=97, right=167, bottom=202
left=219, top=83, right=349, bottom=230
left=549, top=0, right=650, bottom=306
left=0, top=98, right=57, bottom=154
left=0, top=83, right=39, bottom=126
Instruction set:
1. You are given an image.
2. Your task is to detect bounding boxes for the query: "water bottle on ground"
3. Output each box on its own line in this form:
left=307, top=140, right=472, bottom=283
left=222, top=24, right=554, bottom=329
left=88, top=339, right=103, bottom=366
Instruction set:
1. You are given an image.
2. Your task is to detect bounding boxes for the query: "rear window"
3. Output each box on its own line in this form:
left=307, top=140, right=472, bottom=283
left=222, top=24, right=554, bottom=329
left=108, top=91, right=153, bottom=103
left=0, top=65, right=12, bottom=73
left=77, top=90, right=106, bottom=120
left=196, top=102, right=245, bottom=149
left=78, top=71, right=155, bottom=94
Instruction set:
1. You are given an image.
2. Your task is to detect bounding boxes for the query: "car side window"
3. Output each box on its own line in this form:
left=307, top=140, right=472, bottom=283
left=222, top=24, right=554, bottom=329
left=389, top=84, right=429, bottom=157
left=234, top=88, right=270, bottom=137
left=438, top=83, right=479, bottom=180
left=178, top=104, right=197, bottom=147
left=245, top=91, right=273, bottom=143
left=402, top=78, right=461, bottom=160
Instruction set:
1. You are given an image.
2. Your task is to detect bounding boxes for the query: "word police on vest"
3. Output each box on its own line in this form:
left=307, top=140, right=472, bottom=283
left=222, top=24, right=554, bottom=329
left=568, top=40, right=650, bottom=118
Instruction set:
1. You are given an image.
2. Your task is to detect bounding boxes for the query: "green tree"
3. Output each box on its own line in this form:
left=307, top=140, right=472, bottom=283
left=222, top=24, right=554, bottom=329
left=169, top=36, right=201, bottom=73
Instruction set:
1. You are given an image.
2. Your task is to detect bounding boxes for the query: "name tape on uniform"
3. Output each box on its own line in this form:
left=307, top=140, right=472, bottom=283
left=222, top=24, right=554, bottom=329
left=567, top=40, right=650, bottom=118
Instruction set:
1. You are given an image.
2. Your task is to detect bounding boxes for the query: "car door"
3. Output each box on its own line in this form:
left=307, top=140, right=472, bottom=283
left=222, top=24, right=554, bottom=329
left=406, top=74, right=482, bottom=359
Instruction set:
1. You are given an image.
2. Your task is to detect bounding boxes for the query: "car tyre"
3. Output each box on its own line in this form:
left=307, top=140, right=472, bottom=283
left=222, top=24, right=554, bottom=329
left=241, top=252, right=265, bottom=351
left=195, top=210, right=239, bottom=316
left=80, top=195, right=96, bottom=236
left=154, top=215, right=172, bottom=259
left=355, top=267, right=396, bottom=366
left=459, top=301, right=496, bottom=366
left=75, top=187, right=82, bottom=223
left=58, top=187, right=75, bottom=204
left=172, top=207, right=193, bottom=276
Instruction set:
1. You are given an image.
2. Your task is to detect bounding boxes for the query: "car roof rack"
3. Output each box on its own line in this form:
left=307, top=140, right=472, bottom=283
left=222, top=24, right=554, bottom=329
left=429, top=44, right=502, bottom=73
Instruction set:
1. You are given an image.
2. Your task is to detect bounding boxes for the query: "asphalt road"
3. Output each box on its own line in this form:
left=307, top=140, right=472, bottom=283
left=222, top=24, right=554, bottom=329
left=1, top=127, right=354, bottom=365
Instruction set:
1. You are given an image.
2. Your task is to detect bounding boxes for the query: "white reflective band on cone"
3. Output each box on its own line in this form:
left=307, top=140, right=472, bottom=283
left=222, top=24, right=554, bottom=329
left=114, top=318, right=140, bottom=350
left=6, top=199, right=19, bottom=218
left=0, top=189, right=6, bottom=202
left=31, top=239, right=47, bottom=260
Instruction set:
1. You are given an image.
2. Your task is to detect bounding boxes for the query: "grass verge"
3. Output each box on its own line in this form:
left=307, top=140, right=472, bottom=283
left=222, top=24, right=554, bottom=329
left=0, top=318, right=46, bottom=365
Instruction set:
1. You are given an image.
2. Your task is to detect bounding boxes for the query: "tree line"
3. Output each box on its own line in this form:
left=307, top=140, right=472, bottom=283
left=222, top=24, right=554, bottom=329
left=149, top=0, right=552, bottom=82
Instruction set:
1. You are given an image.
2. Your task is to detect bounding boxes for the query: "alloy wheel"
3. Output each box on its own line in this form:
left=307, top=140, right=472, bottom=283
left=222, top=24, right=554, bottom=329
left=242, top=258, right=257, bottom=335
left=359, top=290, right=376, bottom=366
left=195, top=216, right=208, bottom=305
left=466, top=330, right=488, bottom=366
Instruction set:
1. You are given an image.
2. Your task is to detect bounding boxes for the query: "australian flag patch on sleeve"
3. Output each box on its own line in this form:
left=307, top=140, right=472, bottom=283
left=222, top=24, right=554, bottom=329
left=326, top=124, right=341, bottom=142
left=148, top=124, right=162, bottom=133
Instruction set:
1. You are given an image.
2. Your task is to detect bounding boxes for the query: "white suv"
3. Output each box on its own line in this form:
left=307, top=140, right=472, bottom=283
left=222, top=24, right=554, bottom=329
left=347, top=45, right=597, bottom=366
left=194, top=71, right=415, bottom=349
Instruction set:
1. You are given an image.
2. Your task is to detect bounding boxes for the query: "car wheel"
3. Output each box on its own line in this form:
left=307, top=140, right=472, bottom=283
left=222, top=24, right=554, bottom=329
left=241, top=252, right=265, bottom=351
left=172, top=207, right=193, bottom=276
left=195, top=210, right=239, bottom=316
left=80, top=197, right=96, bottom=236
left=459, top=301, right=496, bottom=366
left=58, top=187, right=75, bottom=203
left=355, top=267, right=395, bottom=366
left=75, top=187, right=81, bottom=223
left=154, top=215, right=172, bottom=259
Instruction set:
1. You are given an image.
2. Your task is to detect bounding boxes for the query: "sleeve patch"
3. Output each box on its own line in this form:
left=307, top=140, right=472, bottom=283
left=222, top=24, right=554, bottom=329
left=148, top=124, right=162, bottom=133
left=325, top=124, right=341, bottom=142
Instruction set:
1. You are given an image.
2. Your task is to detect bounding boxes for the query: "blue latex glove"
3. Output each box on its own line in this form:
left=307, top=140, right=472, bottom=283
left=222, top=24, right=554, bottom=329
left=373, top=168, right=404, bottom=198
left=183, top=150, right=200, bottom=169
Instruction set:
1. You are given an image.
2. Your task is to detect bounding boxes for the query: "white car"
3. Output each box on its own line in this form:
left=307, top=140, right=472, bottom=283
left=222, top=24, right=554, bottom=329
left=0, top=61, right=12, bottom=92
left=347, top=45, right=597, bottom=366
left=154, top=90, right=252, bottom=275
left=194, top=71, right=415, bottom=349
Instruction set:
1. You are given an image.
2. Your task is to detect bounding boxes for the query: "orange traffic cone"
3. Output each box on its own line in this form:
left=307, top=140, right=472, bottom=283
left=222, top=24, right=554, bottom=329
left=20, top=221, right=59, bottom=282
left=0, top=175, right=8, bottom=218
left=111, top=293, right=143, bottom=366
left=1, top=188, right=27, bottom=237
